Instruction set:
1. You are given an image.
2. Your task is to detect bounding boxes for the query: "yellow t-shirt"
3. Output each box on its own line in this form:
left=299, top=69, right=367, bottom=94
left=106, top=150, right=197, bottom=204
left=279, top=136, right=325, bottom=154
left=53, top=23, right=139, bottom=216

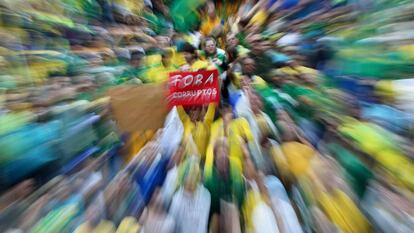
left=204, top=117, right=254, bottom=178
left=181, top=59, right=215, bottom=72
left=249, top=9, right=268, bottom=27
left=145, top=65, right=177, bottom=83
left=144, top=54, right=161, bottom=67
left=233, top=72, right=268, bottom=89
left=171, top=47, right=187, bottom=67
left=113, top=0, right=144, bottom=13
left=125, top=130, right=155, bottom=162
left=278, top=66, right=318, bottom=76
left=192, top=59, right=213, bottom=71
left=116, top=217, right=141, bottom=233
left=200, top=16, right=220, bottom=36
left=177, top=103, right=216, bottom=158
left=280, top=142, right=315, bottom=178
left=319, top=190, right=372, bottom=233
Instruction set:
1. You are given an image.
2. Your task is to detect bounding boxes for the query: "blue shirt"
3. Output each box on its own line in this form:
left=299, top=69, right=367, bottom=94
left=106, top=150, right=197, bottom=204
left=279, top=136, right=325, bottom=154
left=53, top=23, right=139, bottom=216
left=229, top=91, right=242, bottom=117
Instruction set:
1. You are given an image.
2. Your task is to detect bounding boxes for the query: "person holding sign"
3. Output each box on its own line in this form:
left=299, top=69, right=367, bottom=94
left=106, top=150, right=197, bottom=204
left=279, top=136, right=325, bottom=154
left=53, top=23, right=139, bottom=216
left=176, top=103, right=216, bottom=160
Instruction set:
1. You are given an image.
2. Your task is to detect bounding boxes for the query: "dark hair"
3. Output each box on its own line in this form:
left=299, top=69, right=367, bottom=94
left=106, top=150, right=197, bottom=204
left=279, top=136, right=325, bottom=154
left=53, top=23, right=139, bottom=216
left=161, top=49, right=173, bottom=58
left=182, top=42, right=196, bottom=54
left=241, top=56, right=254, bottom=64
left=219, top=102, right=232, bottom=113
left=203, top=37, right=216, bottom=46
left=226, top=46, right=238, bottom=63
left=130, top=50, right=145, bottom=60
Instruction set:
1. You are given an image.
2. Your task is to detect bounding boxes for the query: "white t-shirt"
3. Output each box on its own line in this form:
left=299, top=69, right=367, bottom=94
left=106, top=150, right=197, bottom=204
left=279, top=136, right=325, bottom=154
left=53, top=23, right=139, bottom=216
left=169, top=185, right=211, bottom=233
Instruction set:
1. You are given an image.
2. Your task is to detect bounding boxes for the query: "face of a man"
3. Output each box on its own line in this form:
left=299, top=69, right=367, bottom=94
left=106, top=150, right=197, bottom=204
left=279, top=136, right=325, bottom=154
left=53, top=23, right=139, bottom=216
left=156, top=36, right=170, bottom=48
left=183, top=51, right=193, bottom=63
left=226, top=34, right=238, bottom=49
left=242, top=58, right=256, bottom=75
left=162, top=54, right=172, bottom=67
left=240, top=76, right=252, bottom=91
left=205, top=40, right=216, bottom=55
left=220, top=107, right=233, bottom=124
left=130, top=57, right=143, bottom=68
left=207, top=2, right=215, bottom=18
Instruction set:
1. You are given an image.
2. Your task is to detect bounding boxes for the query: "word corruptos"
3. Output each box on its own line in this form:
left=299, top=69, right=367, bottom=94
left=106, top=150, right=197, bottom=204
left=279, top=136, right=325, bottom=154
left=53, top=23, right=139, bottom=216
left=168, top=69, right=220, bottom=107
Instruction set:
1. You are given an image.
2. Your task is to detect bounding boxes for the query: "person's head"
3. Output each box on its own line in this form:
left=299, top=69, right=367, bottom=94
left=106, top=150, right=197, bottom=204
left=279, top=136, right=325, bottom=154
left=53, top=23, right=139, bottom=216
left=226, top=46, right=239, bottom=63
left=85, top=53, right=103, bottom=67
left=156, top=36, right=170, bottom=48
left=300, top=73, right=316, bottom=86
left=129, top=50, right=145, bottom=67
left=204, top=37, right=217, bottom=55
left=207, top=1, right=216, bottom=19
left=226, top=33, right=239, bottom=49
left=182, top=42, right=197, bottom=64
left=101, top=49, right=116, bottom=65
left=250, top=92, right=263, bottom=114
left=278, top=121, right=297, bottom=142
left=219, top=103, right=233, bottom=122
left=241, top=56, right=256, bottom=76
left=287, top=60, right=299, bottom=68
left=271, top=70, right=287, bottom=88
left=277, top=108, right=291, bottom=122
left=189, top=106, right=202, bottom=122
left=314, top=157, right=342, bottom=193
left=214, top=137, right=229, bottom=175
left=161, top=49, right=173, bottom=67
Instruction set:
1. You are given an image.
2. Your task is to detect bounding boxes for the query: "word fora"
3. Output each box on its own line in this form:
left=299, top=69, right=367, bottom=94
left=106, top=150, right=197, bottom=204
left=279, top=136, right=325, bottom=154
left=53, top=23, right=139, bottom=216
left=169, top=72, right=215, bottom=89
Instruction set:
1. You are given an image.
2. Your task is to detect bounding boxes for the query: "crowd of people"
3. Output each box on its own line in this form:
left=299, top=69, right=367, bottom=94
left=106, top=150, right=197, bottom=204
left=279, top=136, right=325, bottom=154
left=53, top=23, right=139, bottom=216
left=0, top=0, right=414, bottom=233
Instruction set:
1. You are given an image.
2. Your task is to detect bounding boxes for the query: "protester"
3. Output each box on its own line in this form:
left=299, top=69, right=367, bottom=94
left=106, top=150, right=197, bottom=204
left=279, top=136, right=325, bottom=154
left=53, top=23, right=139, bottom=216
left=169, top=157, right=210, bottom=233
left=180, top=43, right=212, bottom=71
left=204, top=138, right=245, bottom=233
left=231, top=56, right=268, bottom=90
left=205, top=103, right=254, bottom=171
left=177, top=103, right=215, bottom=159
left=200, top=2, right=221, bottom=37
left=144, top=49, right=178, bottom=83
left=200, top=37, right=227, bottom=73
left=139, top=188, right=175, bottom=233
left=226, top=32, right=250, bottom=61
left=118, top=49, right=147, bottom=84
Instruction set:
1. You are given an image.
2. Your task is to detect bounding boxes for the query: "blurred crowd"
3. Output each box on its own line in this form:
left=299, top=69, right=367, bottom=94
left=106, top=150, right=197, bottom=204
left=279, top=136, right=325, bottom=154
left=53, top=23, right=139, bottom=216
left=0, top=0, right=414, bottom=233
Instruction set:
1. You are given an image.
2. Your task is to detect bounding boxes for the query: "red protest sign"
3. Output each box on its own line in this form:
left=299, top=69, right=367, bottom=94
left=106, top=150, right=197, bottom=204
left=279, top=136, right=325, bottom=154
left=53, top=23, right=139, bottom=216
left=168, top=69, right=220, bottom=107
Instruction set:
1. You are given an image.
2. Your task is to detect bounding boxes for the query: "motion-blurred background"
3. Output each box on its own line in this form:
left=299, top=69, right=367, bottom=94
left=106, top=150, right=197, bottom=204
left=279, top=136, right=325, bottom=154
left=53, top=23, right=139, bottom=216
left=0, top=1, right=413, bottom=233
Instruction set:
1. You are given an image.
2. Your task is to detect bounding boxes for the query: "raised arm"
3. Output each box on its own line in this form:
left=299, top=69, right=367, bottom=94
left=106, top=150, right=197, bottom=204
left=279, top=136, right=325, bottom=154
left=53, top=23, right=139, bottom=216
left=203, top=103, right=216, bottom=125
left=176, top=105, right=190, bottom=124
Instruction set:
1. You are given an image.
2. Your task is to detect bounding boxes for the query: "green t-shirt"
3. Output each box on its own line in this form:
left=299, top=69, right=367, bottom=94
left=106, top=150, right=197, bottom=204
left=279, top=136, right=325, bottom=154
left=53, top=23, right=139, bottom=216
left=117, top=66, right=148, bottom=84
left=326, top=143, right=373, bottom=198
left=204, top=166, right=245, bottom=214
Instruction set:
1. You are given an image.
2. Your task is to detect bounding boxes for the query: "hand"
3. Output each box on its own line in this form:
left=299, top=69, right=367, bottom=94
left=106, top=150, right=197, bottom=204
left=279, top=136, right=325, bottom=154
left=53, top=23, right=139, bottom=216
left=212, top=58, right=222, bottom=66
left=181, top=64, right=191, bottom=72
